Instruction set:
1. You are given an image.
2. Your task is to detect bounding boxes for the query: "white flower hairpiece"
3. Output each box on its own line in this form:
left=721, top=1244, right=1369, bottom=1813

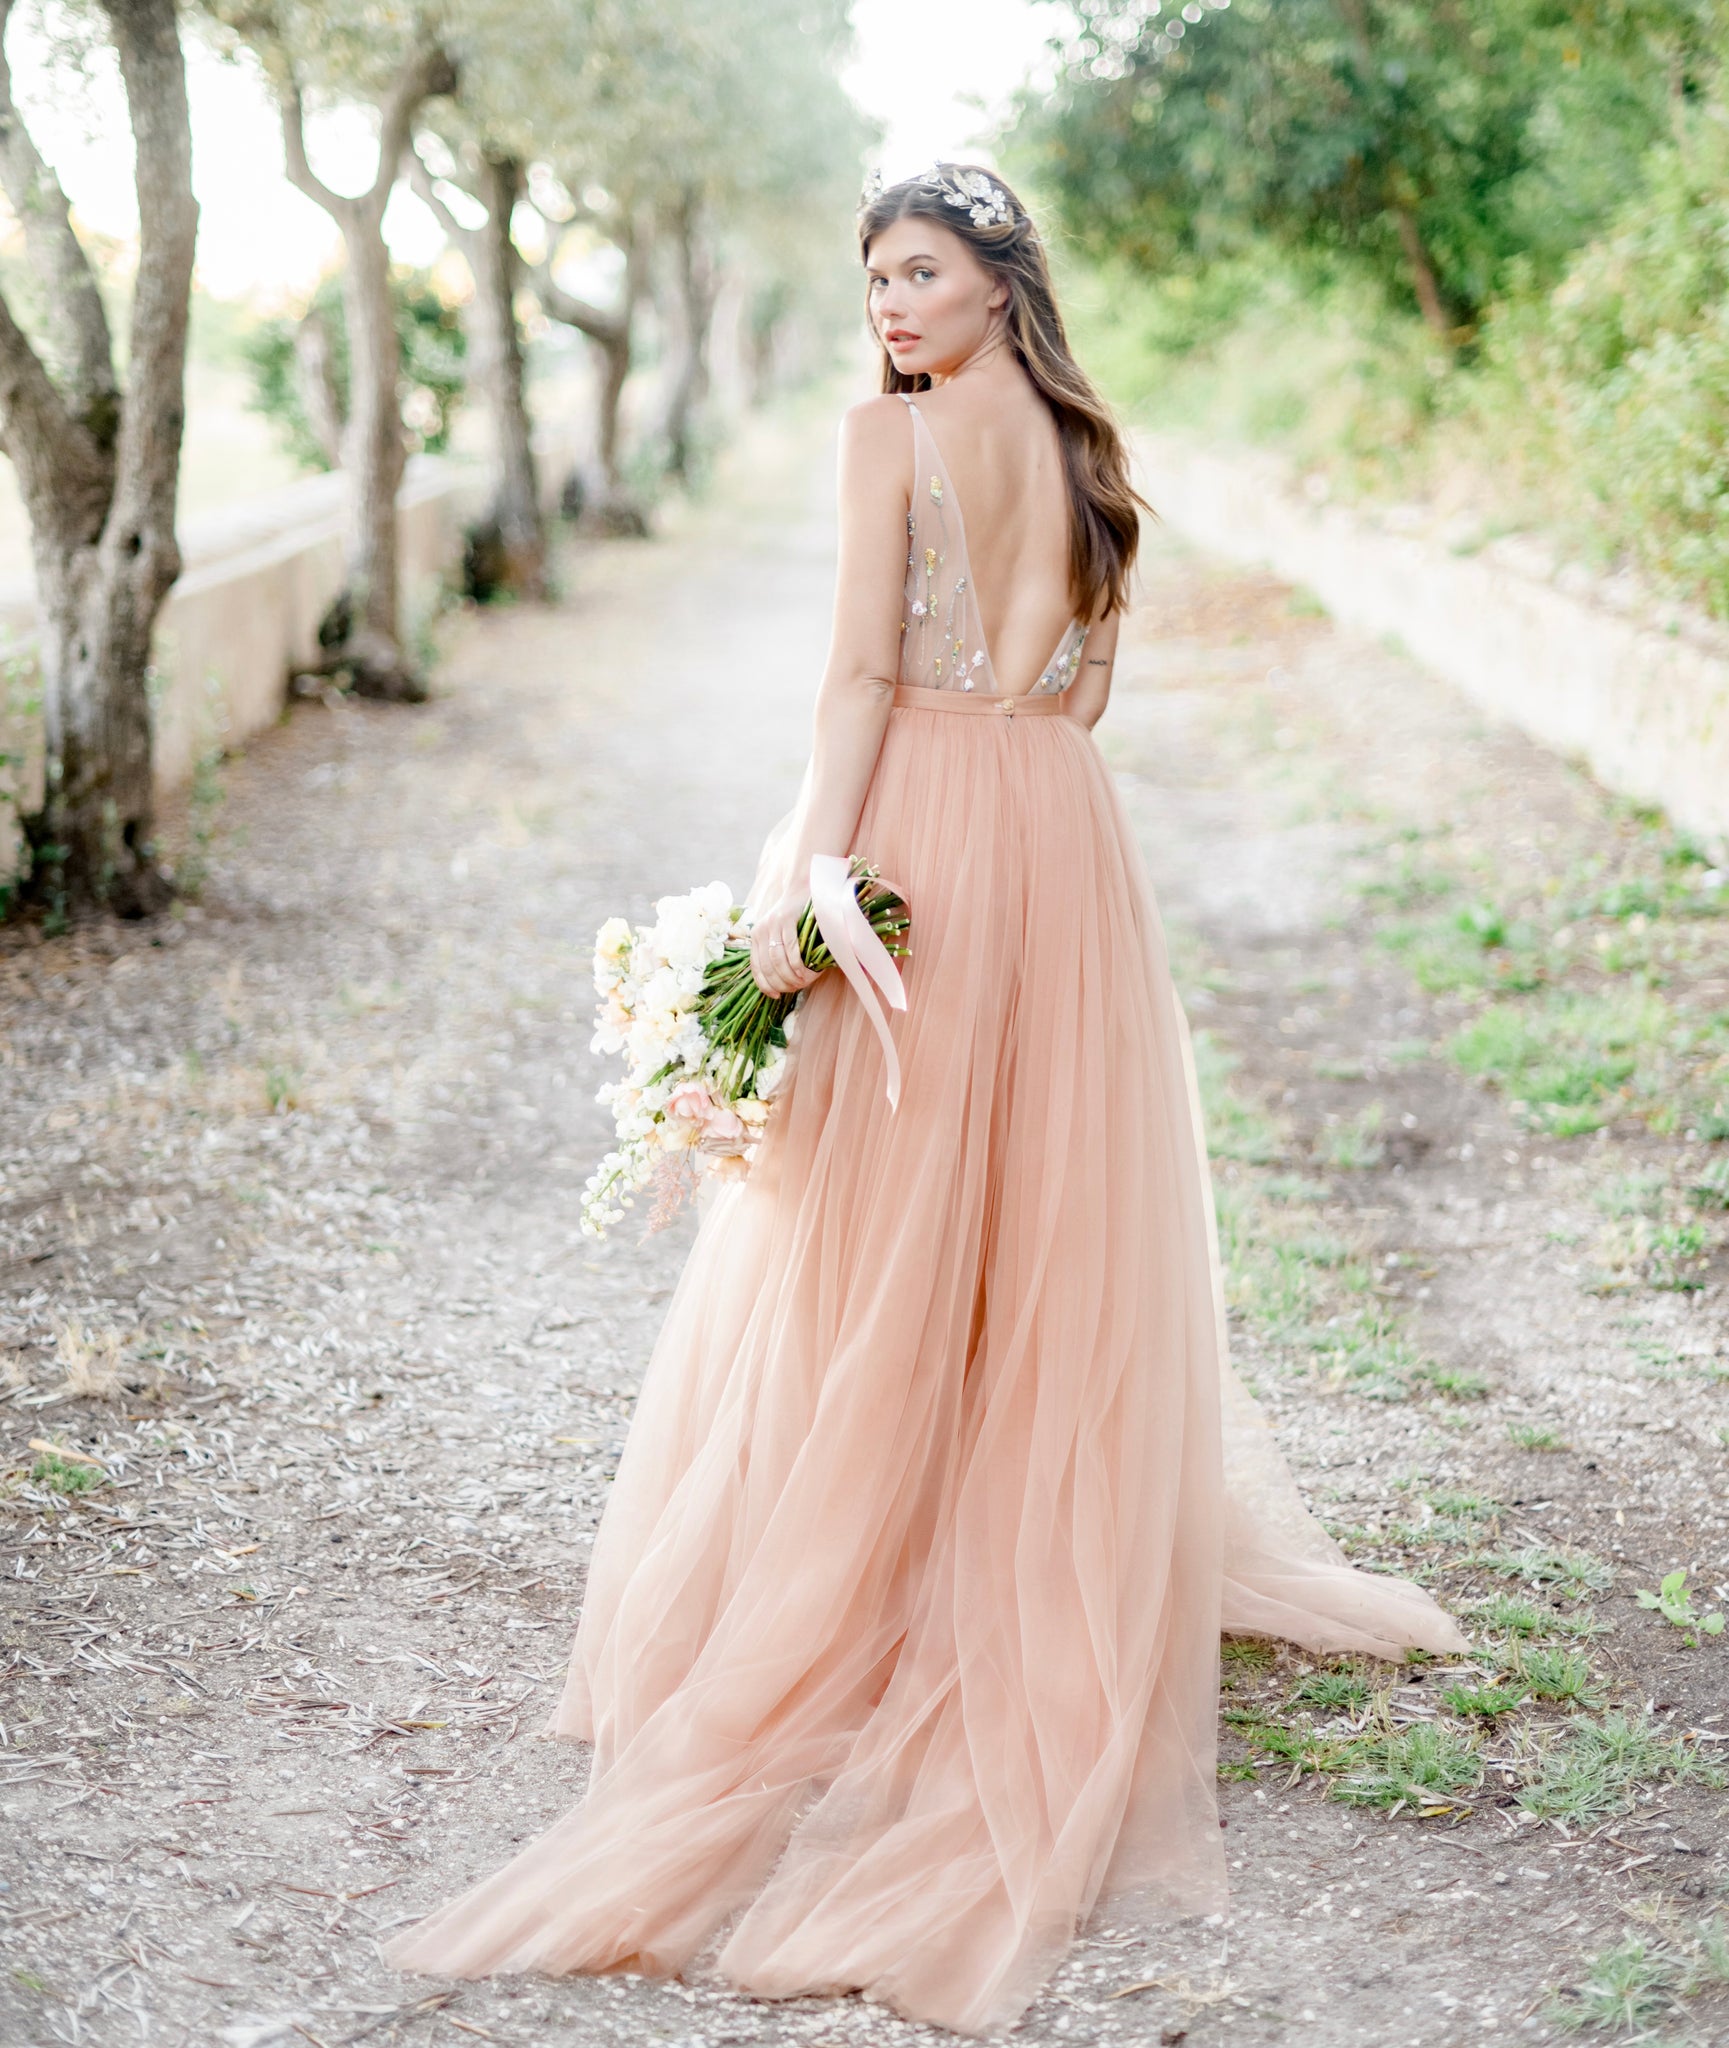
left=919, top=163, right=1013, bottom=229
left=860, top=166, right=885, bottom=208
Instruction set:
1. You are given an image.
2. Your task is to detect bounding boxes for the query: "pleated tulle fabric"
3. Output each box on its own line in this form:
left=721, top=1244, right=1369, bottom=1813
left=380, top=702, right=1464, bottom=2035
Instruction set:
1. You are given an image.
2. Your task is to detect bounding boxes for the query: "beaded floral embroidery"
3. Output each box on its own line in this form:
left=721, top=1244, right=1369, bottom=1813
left=896, top=395, right=1085, bottom=698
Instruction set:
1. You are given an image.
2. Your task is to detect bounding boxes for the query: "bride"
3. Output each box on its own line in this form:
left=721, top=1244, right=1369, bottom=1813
left=382, top=162, right=1463, bottom=2035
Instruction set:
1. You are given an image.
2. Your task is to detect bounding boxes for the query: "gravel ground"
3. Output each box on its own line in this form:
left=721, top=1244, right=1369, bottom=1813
left=2, top=396, right=1725, bottom=2048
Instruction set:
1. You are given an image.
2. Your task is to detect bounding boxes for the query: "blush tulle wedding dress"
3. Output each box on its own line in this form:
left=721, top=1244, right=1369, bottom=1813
left=381, top=396, right=1464, bottom=2033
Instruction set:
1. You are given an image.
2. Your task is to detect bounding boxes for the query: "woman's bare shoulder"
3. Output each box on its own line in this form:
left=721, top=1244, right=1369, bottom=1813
left=840, top=391, right=911, bottom=446
left=837, top=394, right=911, bottom=490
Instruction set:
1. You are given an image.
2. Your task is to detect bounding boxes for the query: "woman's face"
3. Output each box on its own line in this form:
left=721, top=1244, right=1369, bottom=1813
left=864, top=215, right=1008, bottom=380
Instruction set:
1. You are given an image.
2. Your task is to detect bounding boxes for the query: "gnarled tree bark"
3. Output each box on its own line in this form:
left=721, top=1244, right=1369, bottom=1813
left=0, top=0, right=197, bottom=915
left=532, top=207, right=649, bottom=535
left=409, top=145, right=545, bottom=597
left=274, top=40, right=456, bottom=698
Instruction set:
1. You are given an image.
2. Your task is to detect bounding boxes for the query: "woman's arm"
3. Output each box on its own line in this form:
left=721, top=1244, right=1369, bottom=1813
left=749, top=397, right=909, bottom=997
left=1060, top=605, right=1122, bottom=731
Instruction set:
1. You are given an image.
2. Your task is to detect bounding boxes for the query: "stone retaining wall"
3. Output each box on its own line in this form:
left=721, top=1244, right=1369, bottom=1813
left=1141, top=434, right=1729, bottom=853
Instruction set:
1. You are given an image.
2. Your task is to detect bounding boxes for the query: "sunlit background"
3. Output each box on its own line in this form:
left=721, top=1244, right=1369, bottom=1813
left=9, top=1, right=1069, bottom=300
left=0, top=0, right=1071, bottom=581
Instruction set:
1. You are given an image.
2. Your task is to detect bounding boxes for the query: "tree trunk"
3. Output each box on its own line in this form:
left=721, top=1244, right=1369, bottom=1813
left=661, top=189, right=716, bottom=483
left=0, top=0, right=197, bottom=916
left=293, top=305, right=344, bottom=468
left=273, top=43, right=455, bottom=699
left=338, top=224, right=417, bottom=697
left=533, top=214, right=648, bottom=534
left=1391, top=197, right=1458, bottom=342
left=745, top=280, right=789, bottom=407
left=31, top=531, right=164, bottom=913
left=415, top=145, right=545, bottom=597
left=469, top=152, right=544, bottom=596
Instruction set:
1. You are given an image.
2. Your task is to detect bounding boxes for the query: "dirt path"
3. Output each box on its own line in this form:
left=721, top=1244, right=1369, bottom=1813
left=2, top=395, right=1725, bottom=2048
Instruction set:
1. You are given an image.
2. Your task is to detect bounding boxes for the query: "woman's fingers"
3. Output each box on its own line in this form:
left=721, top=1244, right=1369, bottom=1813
left=747, top=908, right=821, bottom=998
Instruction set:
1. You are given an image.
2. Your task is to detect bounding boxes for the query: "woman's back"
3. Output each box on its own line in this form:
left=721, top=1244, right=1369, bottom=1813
left=897, top=375, right=1079, bottom=696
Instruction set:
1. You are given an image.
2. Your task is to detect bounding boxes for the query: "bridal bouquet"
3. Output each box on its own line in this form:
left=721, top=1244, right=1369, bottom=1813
left=580, top=858, right=909, bottom=1237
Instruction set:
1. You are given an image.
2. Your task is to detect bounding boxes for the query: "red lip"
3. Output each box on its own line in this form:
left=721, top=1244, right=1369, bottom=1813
left=885, top=331, right=919, bottom=346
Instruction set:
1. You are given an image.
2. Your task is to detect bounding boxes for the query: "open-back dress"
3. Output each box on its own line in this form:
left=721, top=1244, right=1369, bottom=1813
left=381, top=395, right=1464, bottom=2034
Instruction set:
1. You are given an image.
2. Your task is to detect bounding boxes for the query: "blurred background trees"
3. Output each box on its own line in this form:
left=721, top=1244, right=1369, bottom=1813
left=0, top=0, right=872, bottom=911
left=1012, top=0, right=1729, bottom=619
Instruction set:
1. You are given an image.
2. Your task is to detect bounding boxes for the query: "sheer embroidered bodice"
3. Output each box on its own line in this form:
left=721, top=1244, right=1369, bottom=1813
left=897, top=394, right=1088, bottom=697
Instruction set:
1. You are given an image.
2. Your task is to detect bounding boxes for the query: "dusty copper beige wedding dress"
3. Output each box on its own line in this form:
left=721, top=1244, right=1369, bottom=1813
left=381, top=396, right=1464, bottom=2033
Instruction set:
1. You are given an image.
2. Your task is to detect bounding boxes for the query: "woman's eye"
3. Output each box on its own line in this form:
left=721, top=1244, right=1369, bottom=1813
left=912, top=268, right=934, bottom=283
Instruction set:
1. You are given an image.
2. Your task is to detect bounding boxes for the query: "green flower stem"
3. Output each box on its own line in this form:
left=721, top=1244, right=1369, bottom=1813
left=694, top=861, right=910, bottom=1089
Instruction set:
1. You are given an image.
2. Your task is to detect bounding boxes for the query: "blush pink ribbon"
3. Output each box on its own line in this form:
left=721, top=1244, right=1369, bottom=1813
left=809, top=853, right=907, bottom=1110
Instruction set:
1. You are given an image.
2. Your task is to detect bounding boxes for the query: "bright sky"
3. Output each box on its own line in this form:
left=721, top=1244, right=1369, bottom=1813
left=4, top=0, right=1070, bottom=303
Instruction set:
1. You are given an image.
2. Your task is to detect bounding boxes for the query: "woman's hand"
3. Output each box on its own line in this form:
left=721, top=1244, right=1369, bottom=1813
left=749, top=891, right=821, bottom=999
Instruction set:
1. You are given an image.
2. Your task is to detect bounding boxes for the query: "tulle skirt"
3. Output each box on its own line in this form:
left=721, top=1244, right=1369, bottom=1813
left=380, top=697, right=1463, bottom=2034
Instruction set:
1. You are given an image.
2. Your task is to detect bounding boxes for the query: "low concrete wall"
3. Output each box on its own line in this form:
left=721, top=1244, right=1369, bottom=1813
left=0, top=453, right=488, bottom=810
left=1141, top=434, right=1729, bottom=853
left=147, top=459, right=481, bottom=793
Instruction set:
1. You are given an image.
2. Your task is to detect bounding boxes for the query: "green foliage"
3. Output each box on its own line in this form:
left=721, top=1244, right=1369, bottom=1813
left=1635, top=1567, right=1726, bottom=1642
left=1479, top=100, right=1729, bottom=616
left=28, top=1450, right=105, bottom=1495
left=1021, top=0, right=1704, bottom=332
left=1195, top=1029, right=1284, bottom=1163
left=241, top=270, right=467, bottom=473
left=1016, top=5, right=1729, bottom=620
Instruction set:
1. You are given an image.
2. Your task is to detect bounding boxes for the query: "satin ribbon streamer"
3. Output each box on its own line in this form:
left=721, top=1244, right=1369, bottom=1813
left=809, top=853, right=907, bottom=1110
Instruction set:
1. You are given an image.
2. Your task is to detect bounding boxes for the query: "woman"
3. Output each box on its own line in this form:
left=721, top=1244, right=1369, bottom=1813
left=383, top=164, right=1463, bottom=2036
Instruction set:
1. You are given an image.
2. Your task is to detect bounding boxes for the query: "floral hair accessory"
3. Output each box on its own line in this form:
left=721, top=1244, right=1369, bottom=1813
left=919, top=163, right=1013, bottom=229
left=859, top=165, right=885, bottom=208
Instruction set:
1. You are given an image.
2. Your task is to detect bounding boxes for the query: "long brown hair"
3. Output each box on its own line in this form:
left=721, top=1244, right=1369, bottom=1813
left=858, top=164, right=1149, bottom=619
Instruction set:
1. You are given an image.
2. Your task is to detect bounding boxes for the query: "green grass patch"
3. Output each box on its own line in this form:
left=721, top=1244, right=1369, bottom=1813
left=1289, top=1666, right=1374, bottom=1714
left=1450, top=993, right=1669, bottom=1135
left=1467, top=1545, right=1615, bottom=1597
left=1195, top=1031, right=1285, bottom=1166
left=1594, top=1170, right=1666, bottom=1217
left=1516, top=1712, right=1722, bottom=1826
left=1507, top=1645, right=1603, bottom=1708
left=1440, top=1679, right=1527, bottom=1718
left=1331, top=1723, right=1483, bottom=1811
left=1221, top=1637, right=1276, bottom=1676
left=28, top=1450, right=107, bottom=1495
left=1549, top=1908, right=1729, bottom=2033
left=1506, top=1421, right=1567, bottom=1451
left=1461, top=1592, right=1607, bottom=1642
left=1316, top=1103, right=1385, bottom=1170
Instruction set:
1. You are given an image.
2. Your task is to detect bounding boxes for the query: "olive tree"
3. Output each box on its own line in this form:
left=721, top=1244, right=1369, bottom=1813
left=0, top=0, right=197, bottom=914
left=208, top=4, right=456, bottom=697
left=408, top=141, right=546, bottom=591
